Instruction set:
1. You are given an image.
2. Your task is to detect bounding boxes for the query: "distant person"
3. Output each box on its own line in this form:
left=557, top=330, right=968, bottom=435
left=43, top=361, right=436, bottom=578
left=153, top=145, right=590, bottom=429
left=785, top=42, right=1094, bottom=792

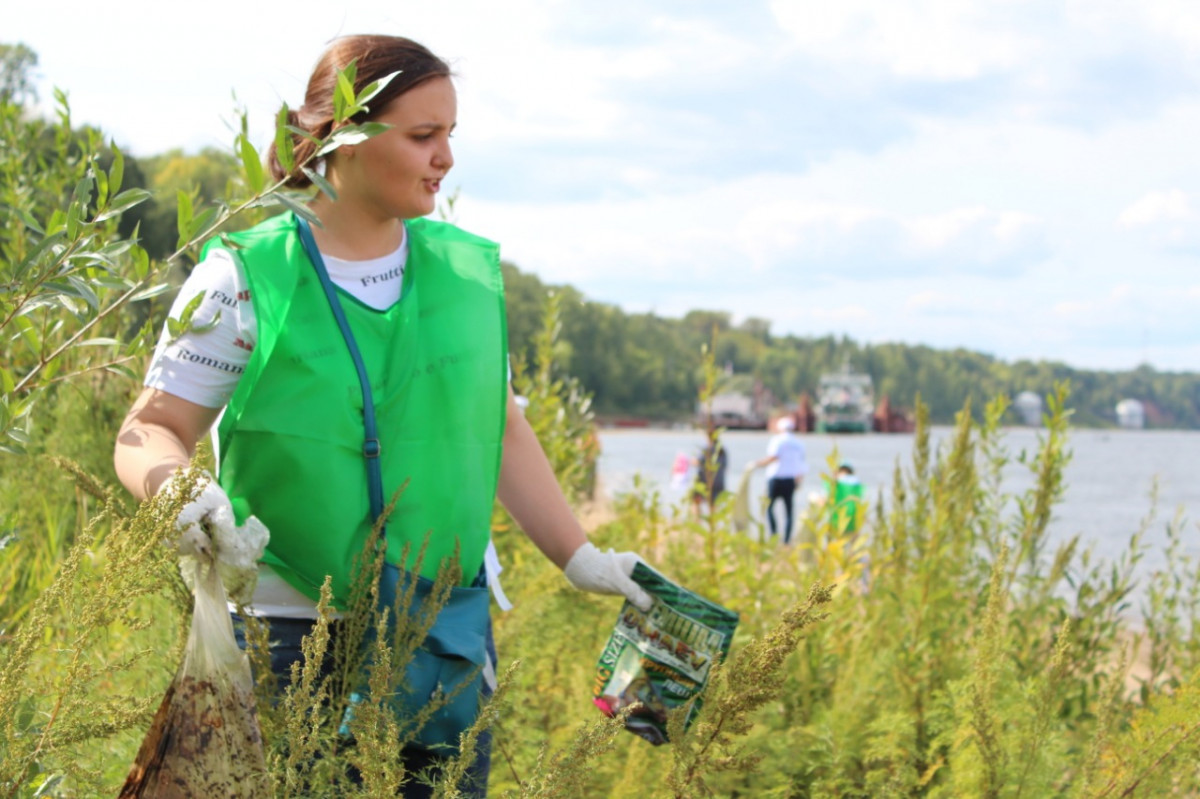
left=827, top=462, right=863, bottom=534
left=691, top=427, right=728, bottom=515
left=753, top=417, right=808, bottom=543
left=670, top=450, right=692, bottom=492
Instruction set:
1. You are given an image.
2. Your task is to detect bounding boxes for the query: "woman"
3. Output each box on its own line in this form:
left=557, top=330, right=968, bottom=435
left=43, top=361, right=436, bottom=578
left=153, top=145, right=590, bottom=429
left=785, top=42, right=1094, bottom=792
left=114, top=34, right=651, bottom=797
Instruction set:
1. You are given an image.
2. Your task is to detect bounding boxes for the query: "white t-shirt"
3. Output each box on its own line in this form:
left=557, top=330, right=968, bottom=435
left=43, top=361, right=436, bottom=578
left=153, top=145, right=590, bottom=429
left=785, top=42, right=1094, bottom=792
left=765, top=433, right=808, bottom=480
left=145, top=235, right=408, bottom=617
left=146, top=235, right=408, bottom=409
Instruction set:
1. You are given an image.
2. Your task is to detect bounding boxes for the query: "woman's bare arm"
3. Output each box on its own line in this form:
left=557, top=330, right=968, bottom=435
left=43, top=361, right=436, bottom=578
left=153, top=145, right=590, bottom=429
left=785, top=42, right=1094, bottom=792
left=494, top=387, right=588, bottom=569
left=114, top=387, right=222, bottom=501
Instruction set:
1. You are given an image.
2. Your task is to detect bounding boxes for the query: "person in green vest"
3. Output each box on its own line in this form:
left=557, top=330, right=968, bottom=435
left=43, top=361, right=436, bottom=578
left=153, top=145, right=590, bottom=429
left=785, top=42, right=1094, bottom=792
left=829, top=462, right=864, bottom=535
left=113, top=34, right=651, bottom=798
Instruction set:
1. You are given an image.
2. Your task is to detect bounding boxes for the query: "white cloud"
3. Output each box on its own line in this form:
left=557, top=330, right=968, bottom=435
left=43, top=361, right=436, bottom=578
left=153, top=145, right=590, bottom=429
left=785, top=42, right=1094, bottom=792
left=905, top=291, right=960, bottom=312
left=9, top=0, right=1200, bottom=371
left=462, top=178, right=1047, bottom=293
left=1074, top=0, right=1200, bottom=53
left=1118, top=189, right=1193, bottom=228
left=1116, top=189, right=1200, bottom=252
left=805, top=305, right=874, bottom=324
left=769, top=0, right=1036, bottom=79
left=902, top=207, right=1041, bottom=258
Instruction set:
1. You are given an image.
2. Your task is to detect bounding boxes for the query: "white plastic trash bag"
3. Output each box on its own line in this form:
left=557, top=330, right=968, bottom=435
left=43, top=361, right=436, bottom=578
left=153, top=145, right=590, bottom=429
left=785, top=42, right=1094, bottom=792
left=119, top=556, right=268, bottom=798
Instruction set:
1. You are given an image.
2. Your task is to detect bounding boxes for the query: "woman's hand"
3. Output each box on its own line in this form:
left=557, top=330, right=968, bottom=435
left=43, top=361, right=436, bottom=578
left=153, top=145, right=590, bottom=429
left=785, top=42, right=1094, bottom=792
left=162, top=468, right=269, bottom=604
left=563, top=542, right=653, bottom=611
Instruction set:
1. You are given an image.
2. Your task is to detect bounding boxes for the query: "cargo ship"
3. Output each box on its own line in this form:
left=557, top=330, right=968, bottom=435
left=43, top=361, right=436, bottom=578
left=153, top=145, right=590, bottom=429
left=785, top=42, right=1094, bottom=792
left=815, top=365, right=875, bottom=433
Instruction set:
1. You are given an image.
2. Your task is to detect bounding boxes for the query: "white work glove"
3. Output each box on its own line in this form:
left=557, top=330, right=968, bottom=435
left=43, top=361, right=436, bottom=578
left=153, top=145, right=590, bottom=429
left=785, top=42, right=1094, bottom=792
left=564, top=542, right=653, bottom=611
left=161, top=470, right=269, bottom=604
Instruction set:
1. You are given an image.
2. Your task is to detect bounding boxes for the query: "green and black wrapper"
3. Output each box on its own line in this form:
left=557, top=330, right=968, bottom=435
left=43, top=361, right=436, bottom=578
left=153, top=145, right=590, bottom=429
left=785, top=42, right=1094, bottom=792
left=592, top=564, right=739, bottom=745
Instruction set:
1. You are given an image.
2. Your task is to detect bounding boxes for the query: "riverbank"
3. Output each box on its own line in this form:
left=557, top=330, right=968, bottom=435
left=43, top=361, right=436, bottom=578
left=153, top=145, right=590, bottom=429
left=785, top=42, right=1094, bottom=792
left=580, top=453, right=1161, bottom=695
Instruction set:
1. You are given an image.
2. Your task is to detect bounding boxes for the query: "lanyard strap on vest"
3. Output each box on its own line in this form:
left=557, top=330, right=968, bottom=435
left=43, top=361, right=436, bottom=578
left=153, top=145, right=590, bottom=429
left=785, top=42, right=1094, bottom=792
left=295, top=216, right=387, bottom=529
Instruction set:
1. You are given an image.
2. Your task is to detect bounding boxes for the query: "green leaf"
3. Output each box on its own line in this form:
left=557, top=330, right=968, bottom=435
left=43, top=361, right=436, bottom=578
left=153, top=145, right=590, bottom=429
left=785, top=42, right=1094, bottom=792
left=56, top=294, right=83, bottom=317
left=273, top=192, right=319, bottom=225
left=190, top=309, right=222, bottom=335
left=92, top=276, right=134, bottom=291
left=32, top=774, right=65, bottom=798
left=94, top=163, right=109, bottom=208
left=333, top=83, right=348, bottom=124
left=109, top=142, right=125, bottom=195
left=66, top=276, right=100, bottom=310
left=315, top=123, right=391, bottom=157
left=189, top=206, right=220, bottom=242
left=356, top=71, right=400, bottom=108
left=15, top=296, right=58, bottom=317
left=72, top=175, right=94, bottom=210
left=105, top=363, right=140, bottom=380
left=275, top=104, right=295, bottom=175
left=239, top=134, right=265, bottom=195
left=175, top=291, right=205, bottom=328
left=130, top=283, right=171, bottom=302
left=301, top=167, right=338, bottom=201
left=15, top=231, right=68, bottom=280
left=131, top=245, right=151, bottom=280
left=176, top=190, right=194, bottom=251
left=94, top=188, right=151, bottom=222
left=72, top=253, right=116, bottom=272
left=18, top=209, right=44, bottom=235
left=100, top=239, right=136, bottom=258
left=65, top=201, right=81, bottom=239
left=14, top=316, right=42, bottom=353
left=77, top=337, right=120, bottom=347
left=46, top=208, right=67, bottom=235
left=351, top=121, right=393, bottom=139
left=333, top=60, right=359, bottom=123
left=286, top=125, right=323, bottom=145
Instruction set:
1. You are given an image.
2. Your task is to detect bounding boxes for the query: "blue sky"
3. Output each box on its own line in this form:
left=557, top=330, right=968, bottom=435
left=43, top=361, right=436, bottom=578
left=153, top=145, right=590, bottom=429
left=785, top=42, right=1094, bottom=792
left=12, top=0, right=1200, bottom=372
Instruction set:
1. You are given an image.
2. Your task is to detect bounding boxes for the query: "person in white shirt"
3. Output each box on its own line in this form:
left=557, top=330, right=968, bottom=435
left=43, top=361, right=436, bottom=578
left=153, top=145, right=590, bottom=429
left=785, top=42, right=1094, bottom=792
left=113, top=33, right=653, bottom=798
left=753, top=416, right=808, bottom=543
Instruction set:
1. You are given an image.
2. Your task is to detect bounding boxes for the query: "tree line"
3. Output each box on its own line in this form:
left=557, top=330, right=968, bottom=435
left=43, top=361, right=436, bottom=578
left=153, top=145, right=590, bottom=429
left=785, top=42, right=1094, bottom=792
left=504, top=268, right=1200, bottom=428
left=5, top=40, right=1196, bottom=431
left=45, top=141, right=1200, bottom=430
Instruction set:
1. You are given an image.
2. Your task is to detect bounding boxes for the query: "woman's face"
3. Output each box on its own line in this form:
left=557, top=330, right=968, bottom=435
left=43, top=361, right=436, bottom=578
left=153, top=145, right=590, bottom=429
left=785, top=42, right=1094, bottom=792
left=336, top=75, right=457, bottom=221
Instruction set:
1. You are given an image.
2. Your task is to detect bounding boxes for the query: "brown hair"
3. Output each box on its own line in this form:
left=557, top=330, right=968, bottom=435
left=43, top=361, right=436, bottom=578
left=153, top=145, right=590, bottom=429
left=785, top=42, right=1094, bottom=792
left=267, top=35, right=452, bottom=188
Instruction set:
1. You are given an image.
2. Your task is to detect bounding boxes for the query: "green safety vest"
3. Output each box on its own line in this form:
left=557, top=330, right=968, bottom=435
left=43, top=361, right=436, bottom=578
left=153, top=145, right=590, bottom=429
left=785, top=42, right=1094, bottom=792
left=205, top=213, right=508, bottom=607
left=831, top=478, right=863, bottom=534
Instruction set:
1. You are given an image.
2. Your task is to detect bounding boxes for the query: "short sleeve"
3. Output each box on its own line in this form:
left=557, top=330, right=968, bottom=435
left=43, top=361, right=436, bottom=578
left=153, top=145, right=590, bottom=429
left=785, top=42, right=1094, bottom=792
left=144, top=249, right=258, bottom=409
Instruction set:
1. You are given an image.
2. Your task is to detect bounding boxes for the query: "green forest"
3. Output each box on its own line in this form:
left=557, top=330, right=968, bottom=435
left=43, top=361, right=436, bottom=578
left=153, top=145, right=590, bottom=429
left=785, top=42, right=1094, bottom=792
left=503, top=270, right=1200, bottom=428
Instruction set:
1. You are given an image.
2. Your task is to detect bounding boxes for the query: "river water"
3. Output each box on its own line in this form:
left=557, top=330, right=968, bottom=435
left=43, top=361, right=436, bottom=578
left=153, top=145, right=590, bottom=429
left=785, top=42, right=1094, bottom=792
left=596, top=427, right=1200, bottom=589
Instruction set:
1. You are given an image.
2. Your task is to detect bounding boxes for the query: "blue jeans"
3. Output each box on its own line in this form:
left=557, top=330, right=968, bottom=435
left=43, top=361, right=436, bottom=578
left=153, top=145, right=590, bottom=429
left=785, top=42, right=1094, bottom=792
left=233, top=614, right=495, bottom=797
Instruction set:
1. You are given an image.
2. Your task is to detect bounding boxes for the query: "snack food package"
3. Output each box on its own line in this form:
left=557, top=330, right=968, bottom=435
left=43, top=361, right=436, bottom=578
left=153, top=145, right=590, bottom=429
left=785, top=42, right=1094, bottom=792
left=592, top=563, right=739, bottom=745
